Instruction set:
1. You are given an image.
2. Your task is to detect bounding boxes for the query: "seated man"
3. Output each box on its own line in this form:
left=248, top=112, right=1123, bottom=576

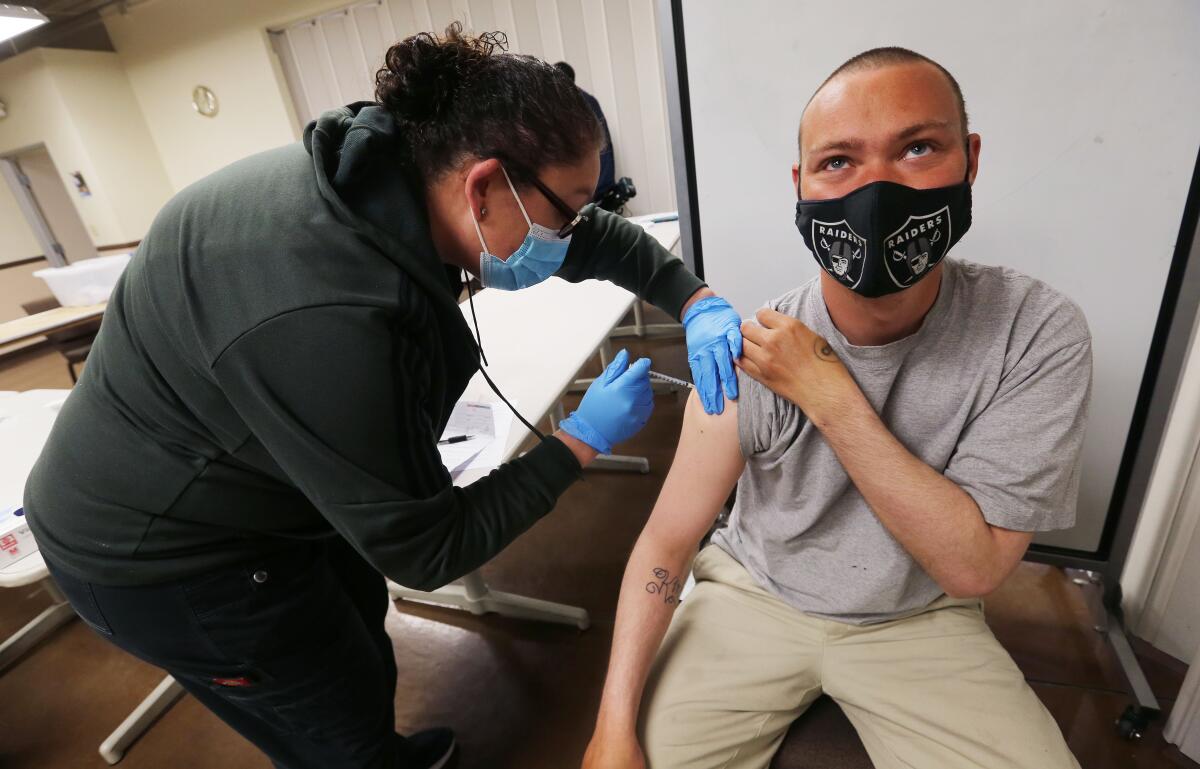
left=582, top=47, right=1090, bottom=769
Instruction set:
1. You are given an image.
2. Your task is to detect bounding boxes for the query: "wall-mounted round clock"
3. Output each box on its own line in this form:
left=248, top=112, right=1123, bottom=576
left=192, top=86, right=218, bottom=118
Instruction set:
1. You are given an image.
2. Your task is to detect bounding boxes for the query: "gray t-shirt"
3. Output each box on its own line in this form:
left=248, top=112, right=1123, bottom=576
left=711, top=258, right=1092, bottom=625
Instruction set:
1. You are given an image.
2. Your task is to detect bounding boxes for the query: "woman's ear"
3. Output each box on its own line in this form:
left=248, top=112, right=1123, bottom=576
left=464, top=158, right=504, bottom=220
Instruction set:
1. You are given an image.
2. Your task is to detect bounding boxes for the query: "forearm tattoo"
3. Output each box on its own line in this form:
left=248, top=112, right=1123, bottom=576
left=645, top=568, right=683, bottom=605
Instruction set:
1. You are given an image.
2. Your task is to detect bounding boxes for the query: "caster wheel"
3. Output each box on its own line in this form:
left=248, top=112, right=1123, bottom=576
left=1115, top=704, right=1150, bottom=741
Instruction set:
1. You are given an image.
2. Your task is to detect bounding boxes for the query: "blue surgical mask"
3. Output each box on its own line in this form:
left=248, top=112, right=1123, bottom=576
left=472, top=166, right=571, bottom=291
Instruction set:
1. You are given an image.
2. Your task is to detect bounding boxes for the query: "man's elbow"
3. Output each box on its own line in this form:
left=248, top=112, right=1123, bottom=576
left=941, top=528, right=1033, bottom=598
left=940, top=570, right=1004, bottom=599
left=641, top=516, right=708, bottom=560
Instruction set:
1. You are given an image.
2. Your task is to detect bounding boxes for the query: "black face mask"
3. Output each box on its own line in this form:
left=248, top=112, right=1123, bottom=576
left=794, top=176, right=972, bottom=298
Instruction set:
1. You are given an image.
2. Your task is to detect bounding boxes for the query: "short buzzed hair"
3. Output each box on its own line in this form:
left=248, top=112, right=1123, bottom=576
left=799, top=47, right=969, bottom=155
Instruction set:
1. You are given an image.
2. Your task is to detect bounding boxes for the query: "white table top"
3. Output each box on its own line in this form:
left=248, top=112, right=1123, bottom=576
left=0, top=215, right=682, bottom=585
left=454, top=216, right=680, bottom=483
left=0, top=390, right=70, bottom=587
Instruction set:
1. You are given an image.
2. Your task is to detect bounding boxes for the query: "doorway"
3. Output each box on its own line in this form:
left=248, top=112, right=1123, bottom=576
left=0, top=145, right=97, bottom=267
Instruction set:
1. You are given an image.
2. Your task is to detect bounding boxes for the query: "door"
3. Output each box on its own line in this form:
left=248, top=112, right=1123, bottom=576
left=0, top=145, right=97, bottom=266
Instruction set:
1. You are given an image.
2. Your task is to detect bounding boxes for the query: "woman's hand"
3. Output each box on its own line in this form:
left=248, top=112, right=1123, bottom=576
left=682, top=294, right=743, bottom=415
left=581, top=730, right=646, bottom=769
left=739, top=308, right=866, bottom=428
left=559, top=348, right=655, bottom=454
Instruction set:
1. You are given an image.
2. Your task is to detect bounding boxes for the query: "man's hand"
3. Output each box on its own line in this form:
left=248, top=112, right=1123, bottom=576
left=581, top=730, right=646, bottom=769
left=739, top=308, right=865, bottom=427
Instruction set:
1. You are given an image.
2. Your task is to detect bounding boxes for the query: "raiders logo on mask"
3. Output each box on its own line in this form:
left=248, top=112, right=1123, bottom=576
left=884, top=206, right=952, bottom=288
left=811, top=219, right=867, bottom=288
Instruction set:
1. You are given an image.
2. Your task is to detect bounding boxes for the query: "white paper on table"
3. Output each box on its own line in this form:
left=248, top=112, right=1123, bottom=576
left=441, top=401, right=495, bottom=440
left=437, top=401, right=511, bottom=479
left=439, top=439, right=487, bottom=480
left=469, top=401, right=513, bottom=470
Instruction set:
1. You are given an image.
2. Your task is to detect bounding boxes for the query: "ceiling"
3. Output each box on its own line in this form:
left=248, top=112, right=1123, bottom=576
left=1, top=1, right=121, bottom=63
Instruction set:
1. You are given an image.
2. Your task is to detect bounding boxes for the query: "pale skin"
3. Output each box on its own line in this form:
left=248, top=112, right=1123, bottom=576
left=583, top=61, right=1034, bottom=768
left=422, top=151, right=714, bottom=469
left=583, top=392, right=743, bottom=769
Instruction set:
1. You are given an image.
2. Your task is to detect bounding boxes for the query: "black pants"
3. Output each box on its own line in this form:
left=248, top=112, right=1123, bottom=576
left=47, top=539, right=413, bottom=769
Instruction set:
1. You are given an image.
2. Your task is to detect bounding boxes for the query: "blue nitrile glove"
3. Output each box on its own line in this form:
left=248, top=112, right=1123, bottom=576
left=683, top=296, right=743, bottom=415
left=559, top=348, right=654, bottom=454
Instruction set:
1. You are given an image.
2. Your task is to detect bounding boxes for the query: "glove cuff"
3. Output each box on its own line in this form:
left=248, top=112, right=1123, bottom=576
left=559, top=412, right=613, bottom=455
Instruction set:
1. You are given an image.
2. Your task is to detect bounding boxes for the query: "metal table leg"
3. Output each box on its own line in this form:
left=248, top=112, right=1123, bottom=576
left=0, top=578, right=74, bottom=673
left=1067, top=568, right=1161, bottom=740
left=99, top=676, right=187, bottom=765
left=389, top=571, right=590, bottom=630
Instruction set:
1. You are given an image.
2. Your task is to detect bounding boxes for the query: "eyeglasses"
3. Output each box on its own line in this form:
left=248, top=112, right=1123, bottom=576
left=503, top=162, right=590, bottom=238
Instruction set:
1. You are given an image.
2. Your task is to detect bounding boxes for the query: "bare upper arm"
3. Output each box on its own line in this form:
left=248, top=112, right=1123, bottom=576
left=642, top=390, right=746, bottom=553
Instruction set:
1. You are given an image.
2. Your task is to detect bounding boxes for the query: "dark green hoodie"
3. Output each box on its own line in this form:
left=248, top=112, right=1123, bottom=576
left=24, top=104, right=704, bottom=587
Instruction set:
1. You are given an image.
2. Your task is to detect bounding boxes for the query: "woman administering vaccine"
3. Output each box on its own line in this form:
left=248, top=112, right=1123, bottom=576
left=25, top=24, right=741, bottom=769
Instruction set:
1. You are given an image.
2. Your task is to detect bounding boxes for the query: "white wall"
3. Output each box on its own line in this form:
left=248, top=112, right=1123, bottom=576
left=105, top=0, right=676, bottom=214
left=101, top=0, right=332, bottom=192
left=0, top=50, right=117, bottom=245
left=0, top=48, right=171, bottom=248
left=41, top=49, right=174, bottom=242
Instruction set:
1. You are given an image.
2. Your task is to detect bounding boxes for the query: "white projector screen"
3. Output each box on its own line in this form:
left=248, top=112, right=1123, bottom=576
left=674, top=0, right=1200, bottom=552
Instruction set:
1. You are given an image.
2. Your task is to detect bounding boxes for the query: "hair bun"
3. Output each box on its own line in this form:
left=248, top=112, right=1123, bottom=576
left=376, top=22, right=507, bottom=123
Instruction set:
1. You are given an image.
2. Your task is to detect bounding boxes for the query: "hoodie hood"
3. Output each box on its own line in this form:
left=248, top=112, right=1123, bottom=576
left=304, top=103, right=462, bottom=314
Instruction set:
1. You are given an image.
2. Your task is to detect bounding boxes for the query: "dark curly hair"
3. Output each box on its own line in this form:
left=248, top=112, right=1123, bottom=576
left=375, top=22, right=603, bottom=184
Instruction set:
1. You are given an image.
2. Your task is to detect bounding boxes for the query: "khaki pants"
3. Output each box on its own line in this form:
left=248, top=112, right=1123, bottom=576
left=639, top=546, right=1080, bottom=769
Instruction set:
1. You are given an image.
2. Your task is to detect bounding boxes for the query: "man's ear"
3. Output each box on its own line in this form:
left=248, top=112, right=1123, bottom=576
left=791, top=163, right=801, bottom=196
left=464, top=158, right=503, bottom=219
left=966, top=133, right=982, bottom=186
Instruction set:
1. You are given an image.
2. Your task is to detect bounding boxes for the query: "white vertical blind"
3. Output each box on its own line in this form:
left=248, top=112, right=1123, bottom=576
left=268, top=0, right=676, bottom=215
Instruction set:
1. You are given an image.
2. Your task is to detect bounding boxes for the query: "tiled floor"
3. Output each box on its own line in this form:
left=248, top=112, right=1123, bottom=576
left=0, top=321, right=1194, bottom=769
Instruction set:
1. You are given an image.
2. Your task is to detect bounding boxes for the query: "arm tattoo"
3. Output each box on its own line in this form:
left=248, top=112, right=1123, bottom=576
left=645, top=567, right=684, bottom=605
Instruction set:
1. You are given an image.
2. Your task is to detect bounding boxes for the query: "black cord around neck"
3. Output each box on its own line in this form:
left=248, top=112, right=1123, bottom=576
left=463, top=270, right=546, bottom=442
left=464, top=273, right=488, bottom=368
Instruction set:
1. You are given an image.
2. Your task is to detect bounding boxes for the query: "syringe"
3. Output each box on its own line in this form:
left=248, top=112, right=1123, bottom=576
left=648, top=370, right=695, bottom=390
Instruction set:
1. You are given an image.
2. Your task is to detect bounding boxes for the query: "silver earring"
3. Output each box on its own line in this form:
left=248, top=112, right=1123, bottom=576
left=480, top=207, right=487, bottom=217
